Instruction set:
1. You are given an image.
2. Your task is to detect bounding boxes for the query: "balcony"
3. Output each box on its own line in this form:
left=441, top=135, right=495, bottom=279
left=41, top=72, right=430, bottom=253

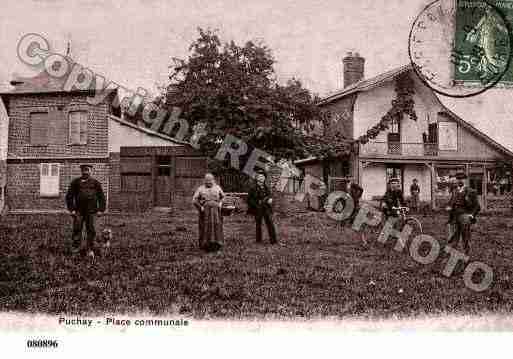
left=360, top=141, right=439, bottom=157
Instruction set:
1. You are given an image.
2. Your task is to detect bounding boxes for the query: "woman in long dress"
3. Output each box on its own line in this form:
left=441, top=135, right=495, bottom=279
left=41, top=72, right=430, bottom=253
left=192, top=173, right=225, bottom=252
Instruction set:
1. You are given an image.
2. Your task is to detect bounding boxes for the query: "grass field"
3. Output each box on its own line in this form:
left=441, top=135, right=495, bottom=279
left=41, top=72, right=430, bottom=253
left=0, top=208, right=512, bottom=318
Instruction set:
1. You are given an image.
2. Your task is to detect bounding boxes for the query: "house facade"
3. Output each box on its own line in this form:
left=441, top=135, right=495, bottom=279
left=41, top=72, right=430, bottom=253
left=0, top=71, right=206, bottom=213
left=314, top=53, right=513, bottom=210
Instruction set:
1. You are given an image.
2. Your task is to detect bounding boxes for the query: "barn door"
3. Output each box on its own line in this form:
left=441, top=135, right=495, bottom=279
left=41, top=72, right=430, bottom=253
left=155, top=156, right=171, bottom=207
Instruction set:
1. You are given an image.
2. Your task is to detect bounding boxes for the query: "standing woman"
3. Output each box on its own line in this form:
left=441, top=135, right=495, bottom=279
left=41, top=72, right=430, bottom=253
left=192, top=173, right=225, bottom=252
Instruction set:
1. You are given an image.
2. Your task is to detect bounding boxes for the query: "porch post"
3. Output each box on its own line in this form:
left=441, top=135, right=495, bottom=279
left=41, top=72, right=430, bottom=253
left=425, top=162, right=436, bottom=210
left=358, top=160, right=364, bottom=186
left=483, top=164, right=488, bottom=211
left=151, top=153, right=156, bottom=208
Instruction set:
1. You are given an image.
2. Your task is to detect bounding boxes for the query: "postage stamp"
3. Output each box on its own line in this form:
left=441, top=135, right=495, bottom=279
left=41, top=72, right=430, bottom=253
left=453, top=0, right=513, bottom=86
left=409, top=0, right=513, bottom=97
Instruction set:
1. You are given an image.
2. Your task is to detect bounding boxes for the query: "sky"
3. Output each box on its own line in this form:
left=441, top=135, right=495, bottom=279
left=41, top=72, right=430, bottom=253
left=1, top=0, right=513, bottom=150
left=0, top=0, right=427, bottom=96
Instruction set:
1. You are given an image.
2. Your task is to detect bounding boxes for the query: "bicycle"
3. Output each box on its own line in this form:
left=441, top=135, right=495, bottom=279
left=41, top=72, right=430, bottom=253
left=391, top=206, right=423, bottom=235
left=354, top=204, right=423, bottom=248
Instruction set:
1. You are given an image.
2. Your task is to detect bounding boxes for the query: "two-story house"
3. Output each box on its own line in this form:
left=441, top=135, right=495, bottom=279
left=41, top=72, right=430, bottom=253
left=305, top=52, right=513, bottom=210
left=0, top=69, right=207, bottom=213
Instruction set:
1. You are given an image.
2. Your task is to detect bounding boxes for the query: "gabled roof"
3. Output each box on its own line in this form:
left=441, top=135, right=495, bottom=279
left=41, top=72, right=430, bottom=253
left=0, top=69, right=100, bottom=95
left=108, top=115, right=190, bottom=146
left=318, top=64, right=412, bottom=106
left=317, top=63, right=513, bottom=158
left=437, top=106, right=513, bottom=158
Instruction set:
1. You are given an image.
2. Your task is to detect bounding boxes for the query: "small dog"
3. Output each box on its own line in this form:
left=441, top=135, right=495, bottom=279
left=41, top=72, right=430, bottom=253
left=101, top=228, right=113, bottom=248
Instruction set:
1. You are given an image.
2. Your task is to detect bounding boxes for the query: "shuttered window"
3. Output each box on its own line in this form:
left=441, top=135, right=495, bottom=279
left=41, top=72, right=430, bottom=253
left=69, top=111, right=88, bottom=145
left=40, top=163, right=60, bottom=197
left=30, top=112, right=49, bottom=146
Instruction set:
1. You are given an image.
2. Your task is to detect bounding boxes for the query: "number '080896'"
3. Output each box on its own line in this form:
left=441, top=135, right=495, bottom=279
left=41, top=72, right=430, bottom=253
left=26, top=339, right=59, bottom=349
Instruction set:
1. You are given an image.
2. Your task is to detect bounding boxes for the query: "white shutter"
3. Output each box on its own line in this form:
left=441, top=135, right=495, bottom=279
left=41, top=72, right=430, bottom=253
left=80, top=113, right=88, bottom=144
left=40, top=163, right=60, bottom=197
left=69, top=113, right=80, bottom=144
left=69, top=111, right=88, bottom=145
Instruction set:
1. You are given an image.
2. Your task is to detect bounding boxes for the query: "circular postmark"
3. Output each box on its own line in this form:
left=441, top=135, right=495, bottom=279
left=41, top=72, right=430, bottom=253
left=409, top=0, right=513, bottom=98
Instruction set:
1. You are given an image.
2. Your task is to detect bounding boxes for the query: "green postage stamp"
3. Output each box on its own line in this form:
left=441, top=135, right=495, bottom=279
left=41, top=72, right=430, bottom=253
left=453, top=0, right=513, bottom=86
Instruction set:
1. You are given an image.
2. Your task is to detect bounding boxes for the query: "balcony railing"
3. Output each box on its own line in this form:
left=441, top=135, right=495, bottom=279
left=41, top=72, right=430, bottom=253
left=360, top=141, right=439, bottom=157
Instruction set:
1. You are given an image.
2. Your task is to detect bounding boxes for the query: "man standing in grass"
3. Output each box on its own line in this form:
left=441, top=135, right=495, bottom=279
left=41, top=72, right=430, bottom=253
left=447, top=171, right=480, bottom=255
left=247, top=171, right=277, bottom=244
left=65, top=164, right=106, bottom=258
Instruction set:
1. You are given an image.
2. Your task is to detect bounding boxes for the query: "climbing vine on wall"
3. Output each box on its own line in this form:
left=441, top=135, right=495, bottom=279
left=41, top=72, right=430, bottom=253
left=357, top=73, right=417, bottom=145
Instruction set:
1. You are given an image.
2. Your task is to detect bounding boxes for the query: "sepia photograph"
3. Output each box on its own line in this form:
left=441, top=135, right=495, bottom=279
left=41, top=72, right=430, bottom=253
left=0, top=0, right=512, bottom=356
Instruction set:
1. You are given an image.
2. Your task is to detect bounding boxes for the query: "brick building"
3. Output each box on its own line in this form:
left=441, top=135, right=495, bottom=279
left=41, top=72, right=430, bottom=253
left=0, top=70, right=206, bottom=213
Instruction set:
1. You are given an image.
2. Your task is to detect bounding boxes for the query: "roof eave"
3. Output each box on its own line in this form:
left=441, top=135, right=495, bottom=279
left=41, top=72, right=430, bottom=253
left=108, top=115, right=190, bottom=146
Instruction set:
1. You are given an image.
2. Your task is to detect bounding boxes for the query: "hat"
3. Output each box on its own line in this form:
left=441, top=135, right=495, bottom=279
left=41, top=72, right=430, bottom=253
left=455, top=171, right=467, bottom=180
left=80, top=164, right=93, bottom=170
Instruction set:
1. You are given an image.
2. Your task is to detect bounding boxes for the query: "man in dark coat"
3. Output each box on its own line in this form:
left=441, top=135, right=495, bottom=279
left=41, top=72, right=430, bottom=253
left=447, top=171, right=480, bottom=254
left=247, top=171, right=277, bottom=244
left=382, top=177, right=405, bottom=218
left=65, top=164, right=106, bottom=257
left=410, top=178, right=420, bottom=212
left=347, top=182, right=364, bottom=224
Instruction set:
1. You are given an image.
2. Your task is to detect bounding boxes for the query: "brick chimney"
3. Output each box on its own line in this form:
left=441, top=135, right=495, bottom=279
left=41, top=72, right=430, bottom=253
left=342, top=51, right=365, bottom=88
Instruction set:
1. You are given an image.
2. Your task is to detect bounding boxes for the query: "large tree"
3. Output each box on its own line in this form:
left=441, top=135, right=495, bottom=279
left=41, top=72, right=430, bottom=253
left=160, top=28, right=351, bottom=163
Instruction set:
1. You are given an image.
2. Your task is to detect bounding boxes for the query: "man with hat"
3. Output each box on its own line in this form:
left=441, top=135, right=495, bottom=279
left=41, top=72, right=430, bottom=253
left=65, top=164, right=106, bottom=257
left=410, top=178, right=421, bottom=213
left=447, top=171, right=480, bottom=254
left=347, top=181, right=364, bottom=224
left=382, top=177, right=405, bottom=218
left=247, top=170, right=277, bottom=244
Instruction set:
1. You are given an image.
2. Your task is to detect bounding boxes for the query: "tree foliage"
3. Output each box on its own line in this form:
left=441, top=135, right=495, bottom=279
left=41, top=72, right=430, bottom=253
left=163, top=28, right=351, bottom=162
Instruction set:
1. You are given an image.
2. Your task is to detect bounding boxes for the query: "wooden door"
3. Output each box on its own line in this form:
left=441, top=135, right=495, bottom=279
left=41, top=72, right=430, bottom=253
left=155, top=156, right=171, bottom=207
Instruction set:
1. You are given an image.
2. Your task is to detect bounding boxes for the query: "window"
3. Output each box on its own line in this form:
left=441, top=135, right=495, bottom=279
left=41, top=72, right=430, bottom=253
left=428, top=123, right=438, bottom=143
left=438, top=122, right=458, bottom=151
left=40, top=163, right=60, bottom=197
left=390, top=117, right=400, bottom=135
left=386, top=165, right=403, bottom=190
left=157, top=156, right=171, bottom=176
left=69, top=111, right=88, bottom=145
left=30, top=112, right=49, bottom=146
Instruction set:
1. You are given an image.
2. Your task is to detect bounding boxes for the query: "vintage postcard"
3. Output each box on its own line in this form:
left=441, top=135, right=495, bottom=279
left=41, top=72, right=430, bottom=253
left=1, top=0, right=513, bottom=357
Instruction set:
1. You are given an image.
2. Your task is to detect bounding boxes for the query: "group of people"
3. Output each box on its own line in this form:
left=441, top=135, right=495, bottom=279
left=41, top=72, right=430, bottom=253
left=380, top=173, right=480, bottom=254
left=65, top=164, right=279, bottom=256
left=192, top=171, right=278, bottom=252
left=65, top=164, right=479, bottom=257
